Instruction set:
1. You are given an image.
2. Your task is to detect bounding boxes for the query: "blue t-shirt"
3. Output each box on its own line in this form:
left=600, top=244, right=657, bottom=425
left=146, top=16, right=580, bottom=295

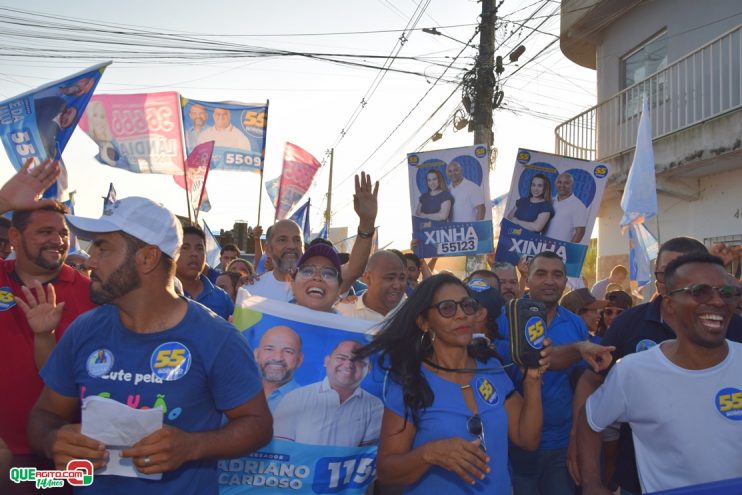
left=514, top=197, right=554, bottom=224
left=184, top=274, right=234, bottom=320
left=41, top=300, right=263, bottom=494
left=418, top=190, right=454, bottom=216
left=496, top=306, right=588, bottom=449
left=384, top=359, right=515, bottom=494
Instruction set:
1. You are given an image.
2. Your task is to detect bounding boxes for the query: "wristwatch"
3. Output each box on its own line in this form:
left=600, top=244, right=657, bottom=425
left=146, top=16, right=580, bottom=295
left=357, top=227, right=374, bottom=239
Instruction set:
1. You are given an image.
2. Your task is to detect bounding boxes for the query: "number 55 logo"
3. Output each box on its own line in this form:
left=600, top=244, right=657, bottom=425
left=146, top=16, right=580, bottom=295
left=150, top=342, right=192, bottom=381
left=716, top=387, right=742, bottom=421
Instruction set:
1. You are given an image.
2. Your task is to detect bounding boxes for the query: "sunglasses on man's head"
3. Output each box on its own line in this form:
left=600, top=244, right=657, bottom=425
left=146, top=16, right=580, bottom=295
left=427, top=297, right=479, bottom=318
left=668, top=283, right=741, bottom=304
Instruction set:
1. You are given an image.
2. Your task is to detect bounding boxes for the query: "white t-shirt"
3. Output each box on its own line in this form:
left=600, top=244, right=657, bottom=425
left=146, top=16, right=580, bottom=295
left=198, top=125, right=252, bottom=150
left=545, top=193, right=588, bottom=243
left=272, top=377, right=383, bottom=447
left=449, top=178, right=485, bottom=222
left=240, top=272, right=293, bottom=302
left=586, top=341, right=742, bottom=493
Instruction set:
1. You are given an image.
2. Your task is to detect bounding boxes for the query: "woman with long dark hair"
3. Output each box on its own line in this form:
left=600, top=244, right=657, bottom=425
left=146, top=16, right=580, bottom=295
left=356, top=274, right=549, bottom=494
left=506, top=173, right=554, bottom=234
left=416, top=169, right=454, bottom=221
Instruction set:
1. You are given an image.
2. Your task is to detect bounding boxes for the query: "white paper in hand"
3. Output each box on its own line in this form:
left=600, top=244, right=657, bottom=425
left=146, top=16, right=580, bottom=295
left=81, top=395, right=164, bottom=480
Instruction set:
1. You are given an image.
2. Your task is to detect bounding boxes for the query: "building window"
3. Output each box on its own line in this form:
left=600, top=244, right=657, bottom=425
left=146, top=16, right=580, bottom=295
left=621, top=30, right=668, bottom=118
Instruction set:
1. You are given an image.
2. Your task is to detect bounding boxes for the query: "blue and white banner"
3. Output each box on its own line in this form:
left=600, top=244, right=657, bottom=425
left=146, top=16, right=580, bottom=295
left=495, top=149, right=609, bottom=278
left=407, top=144, right=493, bottom=258
left=226, top=297, right=381, bottom=494
left=0, top=61, right=110, bottom=199
left=181, top=97, right=268, bottom=172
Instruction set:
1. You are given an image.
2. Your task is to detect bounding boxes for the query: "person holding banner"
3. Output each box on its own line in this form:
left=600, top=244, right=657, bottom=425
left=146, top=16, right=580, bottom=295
left=415, top=169, right=453, bottom=221
left=290, top=243, right=343, bottom=313
left=506, top=173, right=554, bottom=235
left=357, top=274, right=550, bottom=494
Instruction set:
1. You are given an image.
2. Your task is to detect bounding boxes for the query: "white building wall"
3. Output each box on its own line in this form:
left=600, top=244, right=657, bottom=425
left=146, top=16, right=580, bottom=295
left=599, top=166, right=742, bottom=260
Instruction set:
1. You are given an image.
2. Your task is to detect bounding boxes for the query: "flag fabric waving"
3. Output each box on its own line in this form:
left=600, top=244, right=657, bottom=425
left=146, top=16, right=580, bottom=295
left=78, top=91, right=185, bottom=175
left=0, top=61, right=110, bottom=200
left=289, top=199, right=311, bottom=244
left=620, top=96, right=658, bottom=226
left=173, top=141, right=214, bottom=216
left=102, top=182, right=117, bottom=213
left=275, top=142, right=322, bottom=220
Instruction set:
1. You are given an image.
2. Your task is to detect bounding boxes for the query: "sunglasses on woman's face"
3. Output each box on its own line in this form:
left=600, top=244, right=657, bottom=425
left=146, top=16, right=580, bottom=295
left=602, top=307, right=624, bottom=317
left=427, top=297, right=480, bottom=318
left=466, top=414, right=487, bottom=453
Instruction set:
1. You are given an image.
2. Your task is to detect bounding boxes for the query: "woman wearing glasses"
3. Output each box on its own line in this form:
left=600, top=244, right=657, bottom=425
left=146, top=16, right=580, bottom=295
left=290, top=243, right=343, bottom=313
left=357, top=274, right=549, bottom=494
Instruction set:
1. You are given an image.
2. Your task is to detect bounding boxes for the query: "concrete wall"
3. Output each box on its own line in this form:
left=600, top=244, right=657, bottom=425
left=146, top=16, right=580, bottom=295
left=596, top=164, right=742, bottom=277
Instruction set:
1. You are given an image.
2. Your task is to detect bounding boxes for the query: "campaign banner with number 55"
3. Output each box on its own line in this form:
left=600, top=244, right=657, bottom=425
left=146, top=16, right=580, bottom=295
left=181, top=97, right=268, bottom=172
left=407, top=144, right=493, bottom=258
left=224, top=297, right=383, bottom=494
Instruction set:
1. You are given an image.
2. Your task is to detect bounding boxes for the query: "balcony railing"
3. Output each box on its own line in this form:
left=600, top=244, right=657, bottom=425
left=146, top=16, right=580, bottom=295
left=555, top=24, right=742, bottom=162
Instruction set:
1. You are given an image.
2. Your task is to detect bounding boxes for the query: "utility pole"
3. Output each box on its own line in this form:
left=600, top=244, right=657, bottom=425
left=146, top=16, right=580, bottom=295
left=324, top=148, right=334, bottom=235
left=472, top=0, right=497, bottom=150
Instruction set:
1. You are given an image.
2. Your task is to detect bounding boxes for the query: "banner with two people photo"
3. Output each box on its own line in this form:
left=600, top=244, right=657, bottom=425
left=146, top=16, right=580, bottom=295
left=226, top=297, right=382, bottom=495
left=181, top=98, right=268, bottom=172
left=495, top=149, right=610, bottom=277
left=407, top=144, right=493, bottom=258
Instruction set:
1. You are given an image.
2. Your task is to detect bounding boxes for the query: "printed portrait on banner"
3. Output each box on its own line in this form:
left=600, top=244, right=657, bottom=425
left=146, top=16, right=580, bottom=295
left=495, top=149, right=610, bottom=277
left=407, top=144, right=493, bottom=258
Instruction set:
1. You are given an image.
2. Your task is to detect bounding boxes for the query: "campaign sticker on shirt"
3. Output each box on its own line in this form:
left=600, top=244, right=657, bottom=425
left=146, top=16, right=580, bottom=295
left=635, top=339, right=657, bottom=352
left=525, top=316, right=546, bottom=349
left=476, top=377, right=499, bottom=405
left=0, top=286, right=16, bottom=311
left=86, top=349, right=114, bottom=378
left=150, top=342, right=192, bottom=381
left=715, top=387, right=742, bottom=421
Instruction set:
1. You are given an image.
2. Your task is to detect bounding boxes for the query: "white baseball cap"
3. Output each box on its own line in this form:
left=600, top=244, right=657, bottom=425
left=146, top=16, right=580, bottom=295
left=66, top=197, right=183, bottom=258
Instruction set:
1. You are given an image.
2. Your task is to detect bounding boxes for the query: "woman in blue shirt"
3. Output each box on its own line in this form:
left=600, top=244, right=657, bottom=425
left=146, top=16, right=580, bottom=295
left=356, top=274, right=549, bottom=494
left=416, top=169, right=454, bottom=221
left=506, top=173, right=554, bottom=234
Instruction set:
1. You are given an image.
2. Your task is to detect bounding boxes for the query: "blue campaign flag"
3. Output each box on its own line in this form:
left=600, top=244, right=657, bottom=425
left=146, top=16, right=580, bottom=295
left=620, top=96, right=658, bottom=226
left=317, top=223, right=329, bottom=240
left=265, top=176, right=280, bottom=209
left=181, top=97, right=268, bottom=172
left=202, top=221, right=221, bottom=269
left=0, top=62, right=110, bottom=200
left=102, top=182, right=117, bottom=213
left=289, top=199, right=311, bottom=244
left=628, top=223, right=659, bottom=290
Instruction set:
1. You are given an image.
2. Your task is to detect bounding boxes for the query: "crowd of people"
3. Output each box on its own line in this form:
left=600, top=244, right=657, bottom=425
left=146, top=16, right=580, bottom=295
left=1, top=159, right=741, bottom=494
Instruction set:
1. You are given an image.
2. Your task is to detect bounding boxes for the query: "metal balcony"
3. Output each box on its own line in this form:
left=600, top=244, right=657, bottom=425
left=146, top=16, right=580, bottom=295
left=555, top=24, right=742, bottom=162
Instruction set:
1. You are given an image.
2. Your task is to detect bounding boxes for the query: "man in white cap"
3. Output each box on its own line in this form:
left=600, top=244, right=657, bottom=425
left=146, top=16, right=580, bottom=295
left=26, top=188, right=271, bottom=492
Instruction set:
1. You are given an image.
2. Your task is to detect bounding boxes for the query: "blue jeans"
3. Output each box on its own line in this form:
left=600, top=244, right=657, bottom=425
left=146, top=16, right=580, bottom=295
left=510, top=445, right=576, bottom=495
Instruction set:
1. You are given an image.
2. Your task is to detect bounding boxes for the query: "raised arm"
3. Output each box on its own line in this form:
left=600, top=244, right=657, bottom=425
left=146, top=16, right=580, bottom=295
left=340, top=172, right=379, bottom=294
left=0, top=158, right=61, bottom=215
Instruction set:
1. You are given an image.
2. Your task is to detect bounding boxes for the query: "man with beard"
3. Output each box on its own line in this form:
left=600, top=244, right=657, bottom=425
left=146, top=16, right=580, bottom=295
left=492, top=261, right=522, bottom=301
left=27, top=196, right=271, bottom=493
left=186, top=103, right=210, bottom=145
left=241, top=172, right=379, bottom=302
left=0, top=159, right=95, bottom=493
left=273, top=340, right=382, bottom=447
left=254, top=325, right=304, bottom=411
